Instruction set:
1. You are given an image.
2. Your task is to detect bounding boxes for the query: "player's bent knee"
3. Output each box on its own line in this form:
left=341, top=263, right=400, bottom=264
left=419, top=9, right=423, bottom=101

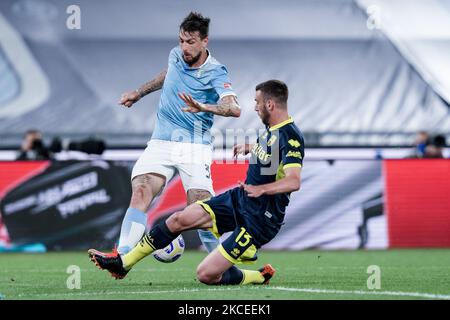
left=196, top=266, right=220, bottom=285
left=167, top=204, right=211, bottom=233
left=167, top=211, right=190, bottom=232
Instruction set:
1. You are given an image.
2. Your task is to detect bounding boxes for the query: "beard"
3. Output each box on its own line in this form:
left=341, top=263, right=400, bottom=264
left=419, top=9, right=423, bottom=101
left=259, top=105, right=270, bottom=126
left=183, top=51, right=202, bottom=66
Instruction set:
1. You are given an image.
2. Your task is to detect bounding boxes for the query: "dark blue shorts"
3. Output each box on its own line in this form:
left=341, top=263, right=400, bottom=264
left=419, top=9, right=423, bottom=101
left=196, top=187, right=258, bottom=265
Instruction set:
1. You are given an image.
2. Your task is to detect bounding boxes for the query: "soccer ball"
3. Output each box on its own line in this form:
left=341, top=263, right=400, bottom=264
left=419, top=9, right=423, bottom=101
left=152, top=234, right=185, bottom=263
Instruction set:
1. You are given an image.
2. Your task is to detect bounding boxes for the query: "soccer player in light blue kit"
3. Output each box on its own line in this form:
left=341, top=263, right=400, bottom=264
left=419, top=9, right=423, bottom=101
left=88, top=12, right=241, bottom=258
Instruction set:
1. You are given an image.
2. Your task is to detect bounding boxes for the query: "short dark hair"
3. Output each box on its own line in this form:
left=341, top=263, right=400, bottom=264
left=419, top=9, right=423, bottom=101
left=180, top=12, right=210, bottom=39
left=255, top=80, right=289, bottom=106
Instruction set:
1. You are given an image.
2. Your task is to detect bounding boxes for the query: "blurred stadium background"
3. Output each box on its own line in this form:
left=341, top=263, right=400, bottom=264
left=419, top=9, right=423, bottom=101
left=0, top=0, right=449, bottom=300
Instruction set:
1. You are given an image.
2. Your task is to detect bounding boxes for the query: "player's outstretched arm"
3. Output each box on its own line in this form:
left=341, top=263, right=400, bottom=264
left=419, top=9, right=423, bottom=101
left=118, top=69, right=167, bottom=108
left=239, top=167, right=301, bottom=197
left=179, top=93, right=241, bottom=117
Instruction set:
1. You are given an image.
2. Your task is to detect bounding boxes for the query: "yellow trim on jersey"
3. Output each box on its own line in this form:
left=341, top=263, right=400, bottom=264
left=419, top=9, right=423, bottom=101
left=218, top=244, right=258, bottom=265
left=269, top=116, right=294, bottom=131
left=219, top=245, right=237, bottom=263
left=196, top=201, right=220, bottom=238
left=276, top=162, right=302, bottom=181
left=276, top=161, right=285, bottom=181
left=283, top=163, right=302, bottom=169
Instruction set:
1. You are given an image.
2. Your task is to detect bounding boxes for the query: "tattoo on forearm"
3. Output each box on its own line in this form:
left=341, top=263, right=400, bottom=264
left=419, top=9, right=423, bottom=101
left=137, top=70, right=167, bottom=98
left=213, top=103, right=238, bottom=116
left=208, top=96, right=240, bottom=117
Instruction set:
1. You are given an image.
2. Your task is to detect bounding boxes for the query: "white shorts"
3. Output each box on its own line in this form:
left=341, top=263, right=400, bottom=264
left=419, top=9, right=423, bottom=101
left=131, top=139, right=215, bottom=194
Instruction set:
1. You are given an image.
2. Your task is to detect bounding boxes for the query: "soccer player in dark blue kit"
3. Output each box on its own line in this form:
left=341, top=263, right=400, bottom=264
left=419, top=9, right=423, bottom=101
left=89, top=80, right=305, bottom=285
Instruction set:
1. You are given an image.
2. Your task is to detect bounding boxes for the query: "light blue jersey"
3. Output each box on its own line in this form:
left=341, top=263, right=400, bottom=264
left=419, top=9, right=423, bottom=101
left=151, top=47, right=236, bottom=145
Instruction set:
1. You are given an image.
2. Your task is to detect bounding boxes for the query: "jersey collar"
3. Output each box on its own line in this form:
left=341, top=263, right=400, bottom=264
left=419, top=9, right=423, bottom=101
left=269, top=116, right=294, bottom=131
left=183, top=49, right=211, bottom=70
left=198, top=49, right=211, bottom=68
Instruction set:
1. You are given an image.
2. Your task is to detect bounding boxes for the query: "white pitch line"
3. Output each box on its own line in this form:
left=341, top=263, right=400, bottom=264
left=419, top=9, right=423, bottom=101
left=17, top=287, right=246, bottom=298
left=267, top=286, right=450, bottom=300
left=15, top=286, right=450, bottom=300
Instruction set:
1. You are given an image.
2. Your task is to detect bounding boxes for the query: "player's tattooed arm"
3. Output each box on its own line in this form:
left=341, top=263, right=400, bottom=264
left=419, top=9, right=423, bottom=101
left=209, top=95, right=241, bottom=117
left=136, top=69, right=167, bottom=98
left=118, top=69, right=167, bottom=108
left=179, top=93, right=241, bottom=117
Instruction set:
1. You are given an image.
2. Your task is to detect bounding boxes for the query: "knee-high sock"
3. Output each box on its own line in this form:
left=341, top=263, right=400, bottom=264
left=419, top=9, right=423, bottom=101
left=218, top=266, right=265, bottom=285
left=122, top=221, right=178, bottom=269
left=197, top=229, right=219, bottom=253
left=217, top=266, right=244, bottom=285
left=117, top=208, right=147, bottom=255
left=241, top=269, right=265, bottom=285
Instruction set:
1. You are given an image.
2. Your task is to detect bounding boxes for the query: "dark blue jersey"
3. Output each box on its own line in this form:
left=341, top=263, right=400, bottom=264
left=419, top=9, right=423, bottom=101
left=241, top=117, right=305, bottom=244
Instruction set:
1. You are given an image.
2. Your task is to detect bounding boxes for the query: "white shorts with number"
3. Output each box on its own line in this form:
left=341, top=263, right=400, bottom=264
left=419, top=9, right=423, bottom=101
left=131, top=139, right=214, bottom=195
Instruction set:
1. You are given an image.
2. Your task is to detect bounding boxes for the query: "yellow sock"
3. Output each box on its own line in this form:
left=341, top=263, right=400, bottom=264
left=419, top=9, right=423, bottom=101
left=241, top=269, right=265, bottom=285
left=122, top=235, right=155, bottom=269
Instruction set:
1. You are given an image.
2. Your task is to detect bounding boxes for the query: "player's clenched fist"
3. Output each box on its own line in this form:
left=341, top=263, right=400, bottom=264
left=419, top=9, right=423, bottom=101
left=118, top=90, right=141, bottom=108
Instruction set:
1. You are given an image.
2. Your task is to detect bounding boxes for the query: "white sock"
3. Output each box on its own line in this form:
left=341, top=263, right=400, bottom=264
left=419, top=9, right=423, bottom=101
left=197, top=229, right=219, bottom=253
left=117, top=208, right=147, bottom=255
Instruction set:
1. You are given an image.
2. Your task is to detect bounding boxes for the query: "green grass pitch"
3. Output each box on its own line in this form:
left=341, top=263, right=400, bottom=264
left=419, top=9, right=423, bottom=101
left=1, top=249, right=449, bottom=300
